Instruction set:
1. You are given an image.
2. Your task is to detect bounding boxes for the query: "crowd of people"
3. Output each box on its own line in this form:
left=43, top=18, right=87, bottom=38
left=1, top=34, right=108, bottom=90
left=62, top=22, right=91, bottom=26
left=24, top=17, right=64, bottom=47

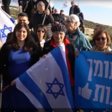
left=0, top=0, right=112, bottom=112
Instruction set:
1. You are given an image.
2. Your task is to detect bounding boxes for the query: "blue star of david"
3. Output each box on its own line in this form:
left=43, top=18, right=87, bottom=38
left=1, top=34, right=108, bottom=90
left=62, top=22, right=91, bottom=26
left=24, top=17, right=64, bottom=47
left=46, top=78, right=65, bottom=99
left=0, top=25, right=12, bottom=38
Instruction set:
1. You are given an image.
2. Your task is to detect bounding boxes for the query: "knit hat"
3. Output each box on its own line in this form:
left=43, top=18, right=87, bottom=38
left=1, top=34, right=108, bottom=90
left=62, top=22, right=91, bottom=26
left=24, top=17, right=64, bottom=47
left=51, top=24, right=66, bottom=33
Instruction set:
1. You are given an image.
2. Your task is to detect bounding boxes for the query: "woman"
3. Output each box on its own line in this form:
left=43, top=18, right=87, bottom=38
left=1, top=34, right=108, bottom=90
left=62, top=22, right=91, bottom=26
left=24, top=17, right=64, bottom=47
left=35, top=24, right=47, bottom=49
left=91, top=30, right=111, bottom=52
left=43, top=24, right=76, bottom=95
left=0, top=22, right=41, bottom=112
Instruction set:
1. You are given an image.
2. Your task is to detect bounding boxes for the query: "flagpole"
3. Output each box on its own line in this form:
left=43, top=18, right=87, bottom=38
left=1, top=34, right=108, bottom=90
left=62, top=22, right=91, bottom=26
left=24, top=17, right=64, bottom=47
left=42, top=0, right=51, bottom=25
left=78, top=0, right=79, bottom=6
left=0, top=85, right=10, bottom=93
left=0, top=0, right=1, bottom=4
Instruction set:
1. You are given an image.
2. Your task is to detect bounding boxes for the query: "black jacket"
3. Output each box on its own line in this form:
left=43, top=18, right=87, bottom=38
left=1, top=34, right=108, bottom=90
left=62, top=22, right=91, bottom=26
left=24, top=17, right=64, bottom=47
left=18, top=0, right=33, bottom=12
left=43, top=39, right=75, bottom=79
left=69, top=5, right=80, bottom=15
left=0, top=41, right=42, bottom=84
left=52, top=14, right=65, bottom=25
left=29, top=11, right=54, bottom=30
left=60, top=14, right=65, bottom=25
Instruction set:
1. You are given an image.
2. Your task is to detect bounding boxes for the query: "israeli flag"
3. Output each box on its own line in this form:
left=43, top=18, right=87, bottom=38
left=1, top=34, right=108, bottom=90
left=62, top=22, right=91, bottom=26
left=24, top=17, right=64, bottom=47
left=0, top=6, right=16, bottom=44
left=62, top=0, right=71, bottom=9
left=15, top=43, right=74, bottom=112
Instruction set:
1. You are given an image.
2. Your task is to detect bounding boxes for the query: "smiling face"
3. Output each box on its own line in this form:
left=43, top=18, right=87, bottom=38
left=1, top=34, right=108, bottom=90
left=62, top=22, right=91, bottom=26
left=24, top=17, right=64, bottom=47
left=16, top=27, right=28, bottom=42
left=95, top=32, right=107, bottom=49
left=53, top=31, right=65, bottom=45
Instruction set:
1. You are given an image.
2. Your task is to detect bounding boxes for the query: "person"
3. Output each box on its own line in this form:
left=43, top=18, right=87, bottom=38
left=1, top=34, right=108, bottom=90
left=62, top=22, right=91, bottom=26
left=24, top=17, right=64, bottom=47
left=60, top=9, right=65, bottom=25
left=90, top=24, right=105, bottom=46
left=6, top=12, right=40, bottom=49
left=29, top=1, right=54, bottom=39
left=43, top=24, right=76, bottom=93
left=29, top=1, right=54, bottom=30
left=91, top=30, right=111, bottom=52
left=0, top=22, right=42, bottom=112
left=35, top=24, right=47, bottom=49
left=2, top=0, right=11, bottom=15
left=94, top=24, right=105, bottom=35
left=35, top=0, right=52, bottom=12
left=65, top=14, right=92, bottom=51
left=52, top=9, right=64, bottom=25
left=69, top=1, right=80, bottom=15
left=78, top=11, right=85, bottom=33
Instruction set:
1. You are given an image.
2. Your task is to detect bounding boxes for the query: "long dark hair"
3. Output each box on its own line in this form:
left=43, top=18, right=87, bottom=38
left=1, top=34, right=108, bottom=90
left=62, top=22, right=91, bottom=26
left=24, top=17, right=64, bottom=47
left=8, top=22, right=39, bottom=51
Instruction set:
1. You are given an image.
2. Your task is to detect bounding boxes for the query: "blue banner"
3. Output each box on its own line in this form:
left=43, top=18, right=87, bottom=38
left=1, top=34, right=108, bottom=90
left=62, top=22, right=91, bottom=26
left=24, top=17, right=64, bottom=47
left=75, top=51, right=112, bottom=112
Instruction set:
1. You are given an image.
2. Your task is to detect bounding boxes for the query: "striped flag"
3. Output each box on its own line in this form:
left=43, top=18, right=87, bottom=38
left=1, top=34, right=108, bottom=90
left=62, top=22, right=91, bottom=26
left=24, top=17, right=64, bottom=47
left=0, top=7, right=16, bottom=44
left=62, top=0, right=71, bottom=9
left=15, top=43, right=74, bottom=112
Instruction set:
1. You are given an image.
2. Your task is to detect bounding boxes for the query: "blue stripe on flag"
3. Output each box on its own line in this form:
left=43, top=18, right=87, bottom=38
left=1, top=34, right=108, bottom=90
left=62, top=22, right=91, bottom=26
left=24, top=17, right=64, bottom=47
left=19, top=72, right=52, bottom=111
left=51, top=46, right=74, bottom=109
left=10, top=18, right=15, bottom=23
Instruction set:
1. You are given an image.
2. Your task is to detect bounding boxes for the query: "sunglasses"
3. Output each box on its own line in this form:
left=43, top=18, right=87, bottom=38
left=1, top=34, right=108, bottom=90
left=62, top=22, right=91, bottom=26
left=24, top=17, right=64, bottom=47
left=37, top=30, right=45, bottom=33
left=95, top=37, right=106, bottom=41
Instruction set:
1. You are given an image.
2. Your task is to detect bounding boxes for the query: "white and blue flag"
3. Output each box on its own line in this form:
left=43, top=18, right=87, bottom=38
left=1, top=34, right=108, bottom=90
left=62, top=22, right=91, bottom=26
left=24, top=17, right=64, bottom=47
left=62, top=0, right=71, bottom=9
left=0, top=6, right=16, bottom=44
left=15, top=44, right=74, bottom=112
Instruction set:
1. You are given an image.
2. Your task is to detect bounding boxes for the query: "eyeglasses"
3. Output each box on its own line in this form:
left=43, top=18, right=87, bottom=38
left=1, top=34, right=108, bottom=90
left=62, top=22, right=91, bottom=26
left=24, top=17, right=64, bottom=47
left=95, top=37, right=107, bottom=41
left=37, top=30, right=45, bottom=33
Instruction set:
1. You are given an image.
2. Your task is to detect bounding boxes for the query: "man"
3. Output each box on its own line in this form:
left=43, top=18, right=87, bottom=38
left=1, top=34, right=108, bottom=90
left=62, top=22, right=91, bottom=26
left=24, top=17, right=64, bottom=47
left=52, top=9, right=64, bottom=25
left=6, top=13, right=40, bottom=48
left=29, top=1, right=54, bottom=39
left=29, top=1, right=54, bottom=30
left=2, top=0, right=11, bottom=15
left=69, top=1, right=80, bottom=15
left=60, top=10, right=65, bottom=25
left=65, top=14, right=92, bottom=51
left=94, top=24, right=105, bottom=35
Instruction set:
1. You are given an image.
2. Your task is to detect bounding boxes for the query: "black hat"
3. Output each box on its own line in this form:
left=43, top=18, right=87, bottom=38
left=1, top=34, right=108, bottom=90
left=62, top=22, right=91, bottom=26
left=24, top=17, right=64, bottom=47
left=51, top=24, right=66, bottom=33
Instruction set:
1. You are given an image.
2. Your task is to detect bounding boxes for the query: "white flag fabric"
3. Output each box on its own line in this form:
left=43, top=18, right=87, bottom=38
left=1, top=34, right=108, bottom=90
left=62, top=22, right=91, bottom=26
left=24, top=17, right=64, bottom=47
left=15, top=43, right=74, bottom=112
left=62, top=0, right=71, bottom=9
left=46, top=0, right=54, bottom=8
left=0, top=7, right=16, bottom=44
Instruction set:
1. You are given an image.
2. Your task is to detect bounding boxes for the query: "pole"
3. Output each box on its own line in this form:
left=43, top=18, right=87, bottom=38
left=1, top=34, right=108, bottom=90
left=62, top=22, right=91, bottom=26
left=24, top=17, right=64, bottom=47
left=78, top=0, right=79, bottom=6
left=42, top=0, right=51, bottom=25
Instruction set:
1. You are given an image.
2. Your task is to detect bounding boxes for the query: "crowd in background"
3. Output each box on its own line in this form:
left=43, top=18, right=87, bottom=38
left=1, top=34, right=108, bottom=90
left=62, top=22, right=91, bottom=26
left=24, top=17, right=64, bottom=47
left=0, top=0, right=111, bottom=112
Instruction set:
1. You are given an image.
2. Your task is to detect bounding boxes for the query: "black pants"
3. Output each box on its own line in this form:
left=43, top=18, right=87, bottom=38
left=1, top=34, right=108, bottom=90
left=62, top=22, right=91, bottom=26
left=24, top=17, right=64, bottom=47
left=2, top=0, right=11, bottom=15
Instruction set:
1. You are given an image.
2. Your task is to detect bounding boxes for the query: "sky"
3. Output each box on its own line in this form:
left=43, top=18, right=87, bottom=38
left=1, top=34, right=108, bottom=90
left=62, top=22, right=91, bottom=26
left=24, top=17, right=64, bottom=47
left=11, top=0, right=112, bottom=26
